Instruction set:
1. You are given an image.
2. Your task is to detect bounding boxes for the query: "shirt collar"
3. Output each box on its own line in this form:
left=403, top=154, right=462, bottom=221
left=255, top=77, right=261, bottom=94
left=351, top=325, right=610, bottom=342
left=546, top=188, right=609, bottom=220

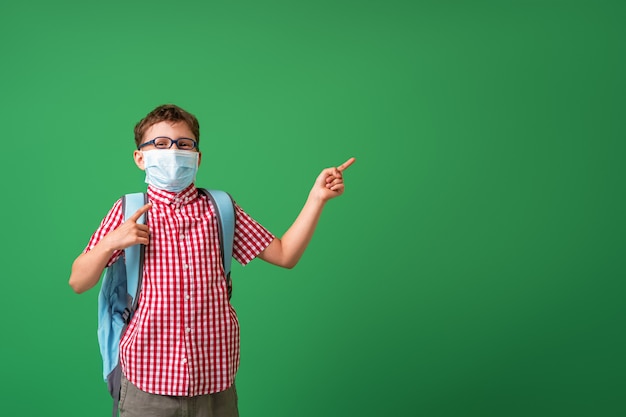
left=147, top=184, right=199, bottom=206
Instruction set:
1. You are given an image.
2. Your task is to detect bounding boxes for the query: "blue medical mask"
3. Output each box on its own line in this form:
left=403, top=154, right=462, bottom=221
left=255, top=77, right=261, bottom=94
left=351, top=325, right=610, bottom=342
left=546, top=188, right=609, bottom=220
left=142, top=149, right=199, bottom=192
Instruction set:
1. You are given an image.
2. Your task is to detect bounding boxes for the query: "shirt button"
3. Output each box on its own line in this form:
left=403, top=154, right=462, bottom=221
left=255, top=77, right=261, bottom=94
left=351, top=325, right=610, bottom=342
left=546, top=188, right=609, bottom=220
left=186, top=327, right=192, bottom=333
left=180, top=234, right=185, bottom=240
left=185, top=294, right=191, bottom=301
left=183, top=264, right=189, bottom=270
left=182, top=358, right=187, bottom=364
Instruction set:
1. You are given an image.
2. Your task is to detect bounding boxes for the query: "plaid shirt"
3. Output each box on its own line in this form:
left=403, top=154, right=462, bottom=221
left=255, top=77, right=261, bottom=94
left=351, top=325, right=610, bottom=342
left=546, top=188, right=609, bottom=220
left=85, top=184, right=274, bottom=396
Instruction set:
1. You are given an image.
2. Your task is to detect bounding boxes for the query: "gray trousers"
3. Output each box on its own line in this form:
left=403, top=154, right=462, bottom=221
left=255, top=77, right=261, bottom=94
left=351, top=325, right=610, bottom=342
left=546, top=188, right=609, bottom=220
left=119, top=374, right=239, bottom=417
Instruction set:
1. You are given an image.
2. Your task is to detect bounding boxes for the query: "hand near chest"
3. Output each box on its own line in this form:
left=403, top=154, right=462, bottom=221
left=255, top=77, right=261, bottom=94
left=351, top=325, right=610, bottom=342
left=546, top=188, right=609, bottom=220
left=103, top=203, right=152, bottom=251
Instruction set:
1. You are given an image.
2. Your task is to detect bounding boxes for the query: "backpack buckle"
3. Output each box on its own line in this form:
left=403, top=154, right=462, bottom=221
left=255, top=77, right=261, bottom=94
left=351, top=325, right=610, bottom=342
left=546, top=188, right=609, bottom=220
left=122, top=307, right=132, bottom=324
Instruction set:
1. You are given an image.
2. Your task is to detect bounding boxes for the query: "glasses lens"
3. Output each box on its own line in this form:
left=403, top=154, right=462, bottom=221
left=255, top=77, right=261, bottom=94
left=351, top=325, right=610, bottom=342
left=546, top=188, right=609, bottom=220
left=153, top=137, right=173, bottom=149
left=178, top=139, right=196, bottom=150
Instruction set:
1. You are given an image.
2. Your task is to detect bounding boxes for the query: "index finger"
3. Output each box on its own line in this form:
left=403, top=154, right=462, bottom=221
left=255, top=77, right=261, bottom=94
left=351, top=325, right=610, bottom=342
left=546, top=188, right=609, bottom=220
left=337, top=157, right=356, bottom=172
left=128, top=203, right=152, bottom=223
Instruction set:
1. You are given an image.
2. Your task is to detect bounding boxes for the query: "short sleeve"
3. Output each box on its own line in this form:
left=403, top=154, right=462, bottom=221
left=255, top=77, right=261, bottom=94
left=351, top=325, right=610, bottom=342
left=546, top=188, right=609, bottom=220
left=232, top=202, right=275, bottom=266
left=84, top=198, right=125, bottom=267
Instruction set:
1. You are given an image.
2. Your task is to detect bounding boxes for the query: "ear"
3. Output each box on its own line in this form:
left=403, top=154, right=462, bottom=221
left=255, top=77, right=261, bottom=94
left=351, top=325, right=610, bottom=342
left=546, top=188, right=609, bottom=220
left=134, top=150, right=146, bottom=170
left=198, top=151, right=202, bottom=167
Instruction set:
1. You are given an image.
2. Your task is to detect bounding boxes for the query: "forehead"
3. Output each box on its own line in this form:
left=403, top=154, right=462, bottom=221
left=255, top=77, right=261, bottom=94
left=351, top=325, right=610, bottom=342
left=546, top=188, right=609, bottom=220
left=143, top=121, right=195, bottom=143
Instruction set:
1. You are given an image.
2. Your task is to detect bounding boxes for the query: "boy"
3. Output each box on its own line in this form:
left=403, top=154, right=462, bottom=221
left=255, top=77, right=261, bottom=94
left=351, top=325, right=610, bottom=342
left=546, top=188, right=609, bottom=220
left=69, top=104, right=355, bottom=417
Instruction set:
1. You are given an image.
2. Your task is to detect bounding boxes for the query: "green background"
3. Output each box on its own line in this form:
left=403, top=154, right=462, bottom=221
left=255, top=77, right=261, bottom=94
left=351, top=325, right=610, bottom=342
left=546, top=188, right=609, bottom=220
left=1, top=1, right=624, bottom=416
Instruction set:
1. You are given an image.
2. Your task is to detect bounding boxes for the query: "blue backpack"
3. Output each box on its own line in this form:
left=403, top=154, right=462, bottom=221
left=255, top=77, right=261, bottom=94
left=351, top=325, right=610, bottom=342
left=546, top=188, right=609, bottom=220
left=96, top=189, right=235, bottom=417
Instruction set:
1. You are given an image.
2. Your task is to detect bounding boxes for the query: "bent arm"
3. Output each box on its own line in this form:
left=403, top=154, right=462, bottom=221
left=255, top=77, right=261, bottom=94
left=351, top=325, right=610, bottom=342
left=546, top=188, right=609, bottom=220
left=69, top=242, right=117, bottom=294
left=258, top=158, right=355, bottom=269
left=258, top=195, right=325, bottom=269
left=69, top=202, right=152, bottom=294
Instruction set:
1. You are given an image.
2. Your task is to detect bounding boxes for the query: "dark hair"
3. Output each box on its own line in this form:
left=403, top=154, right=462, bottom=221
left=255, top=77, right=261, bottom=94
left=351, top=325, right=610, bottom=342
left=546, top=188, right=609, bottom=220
left=134, top=104, right=200, bottom=148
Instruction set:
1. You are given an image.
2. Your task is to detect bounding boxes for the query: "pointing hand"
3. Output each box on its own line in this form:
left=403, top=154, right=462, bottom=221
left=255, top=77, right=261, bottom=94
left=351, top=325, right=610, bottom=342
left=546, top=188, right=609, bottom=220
left=104, top=203, right=152, bottom=251
left=312, top=157, right=356, bottom=202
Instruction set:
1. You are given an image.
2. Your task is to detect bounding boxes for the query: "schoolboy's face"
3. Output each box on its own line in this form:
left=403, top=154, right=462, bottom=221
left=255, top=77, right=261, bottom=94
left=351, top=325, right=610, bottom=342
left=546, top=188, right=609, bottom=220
left=133, top=121, right=201, bottom=170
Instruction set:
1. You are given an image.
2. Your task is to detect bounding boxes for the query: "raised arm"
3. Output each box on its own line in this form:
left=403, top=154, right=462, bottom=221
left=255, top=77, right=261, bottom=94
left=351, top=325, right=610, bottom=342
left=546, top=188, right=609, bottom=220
left=258, top=157, right=355, bottom=268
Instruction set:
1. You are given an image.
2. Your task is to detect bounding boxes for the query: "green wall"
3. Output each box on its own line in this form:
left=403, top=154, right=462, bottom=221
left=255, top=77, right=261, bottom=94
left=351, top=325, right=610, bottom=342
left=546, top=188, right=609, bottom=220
left=1, top=1, right=624, bottom=416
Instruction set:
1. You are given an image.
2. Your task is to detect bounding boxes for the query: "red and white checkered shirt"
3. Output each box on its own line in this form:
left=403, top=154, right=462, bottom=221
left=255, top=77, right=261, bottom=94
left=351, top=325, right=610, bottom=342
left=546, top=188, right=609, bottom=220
left=85, top=184, right=274, bottom=396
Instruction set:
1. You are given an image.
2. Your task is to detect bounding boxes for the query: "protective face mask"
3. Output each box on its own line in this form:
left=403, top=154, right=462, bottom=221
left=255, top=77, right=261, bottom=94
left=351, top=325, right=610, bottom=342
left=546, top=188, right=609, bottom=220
left=142, top=149, right=199, bottom=192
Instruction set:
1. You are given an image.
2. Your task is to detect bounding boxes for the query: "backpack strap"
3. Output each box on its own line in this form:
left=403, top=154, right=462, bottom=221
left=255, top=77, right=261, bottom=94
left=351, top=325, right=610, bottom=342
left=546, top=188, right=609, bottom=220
left=110, top=192, right=148, bottom=417
left=199, top=188, right=235, bottom=299
left=122, top=193, right=149, bottom=316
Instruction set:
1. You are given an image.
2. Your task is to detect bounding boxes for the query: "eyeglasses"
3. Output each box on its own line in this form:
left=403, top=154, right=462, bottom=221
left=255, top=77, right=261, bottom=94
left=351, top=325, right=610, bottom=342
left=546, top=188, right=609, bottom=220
left=138, top=136, right=199, bottom=151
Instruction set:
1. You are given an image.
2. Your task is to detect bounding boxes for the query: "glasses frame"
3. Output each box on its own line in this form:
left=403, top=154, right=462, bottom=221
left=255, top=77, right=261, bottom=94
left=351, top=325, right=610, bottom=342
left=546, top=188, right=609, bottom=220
left=138, top=136, right=199, bottom=151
